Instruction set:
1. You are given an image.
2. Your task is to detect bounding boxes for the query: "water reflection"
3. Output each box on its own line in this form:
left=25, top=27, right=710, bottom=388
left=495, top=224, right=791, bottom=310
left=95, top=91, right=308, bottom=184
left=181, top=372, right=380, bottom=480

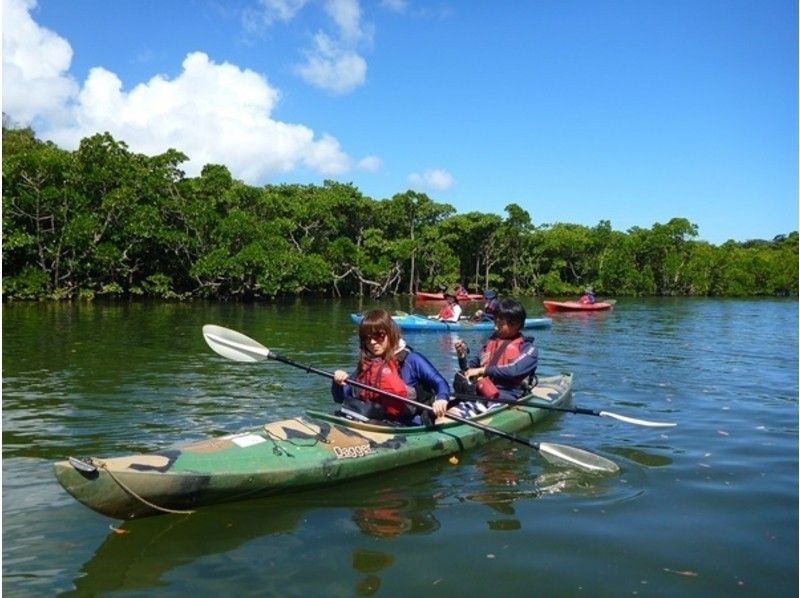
left=61, top=476, right=445, bottom=596
left=463, top=443, right=619, bottom=530
left=61, top=501, right=305, bottom=596
left=608, top=445, right=674, bottom=467
left=352, top=549, right=395, bottom=596
left=352, top=490, right=440, bottom=538
left=4, top=298, right=797, bottom=596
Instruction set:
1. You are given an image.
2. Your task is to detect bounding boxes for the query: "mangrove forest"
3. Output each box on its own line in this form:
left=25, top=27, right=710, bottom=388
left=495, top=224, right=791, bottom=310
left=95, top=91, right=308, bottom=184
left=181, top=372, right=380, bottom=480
left=3, top=124, right=797, bottom=301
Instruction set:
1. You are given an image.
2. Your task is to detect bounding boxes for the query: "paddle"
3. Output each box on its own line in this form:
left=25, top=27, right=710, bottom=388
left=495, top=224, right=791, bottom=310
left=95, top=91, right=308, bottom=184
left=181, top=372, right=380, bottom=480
left=202, top=324, right=619, bottom=474
left=449, top=392, right=676, bottom=428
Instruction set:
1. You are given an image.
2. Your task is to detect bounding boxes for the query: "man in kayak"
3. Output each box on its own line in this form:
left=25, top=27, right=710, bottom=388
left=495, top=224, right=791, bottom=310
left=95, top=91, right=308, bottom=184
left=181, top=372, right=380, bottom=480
left=471, top=289, right=499, bottom=322
left=579, top=287, right=596, bottom=304
left=436, top=292, right=462, bottom=322
left=449, top=298, right=539, bottom=419
left=332, top=309, right=451, bottom=425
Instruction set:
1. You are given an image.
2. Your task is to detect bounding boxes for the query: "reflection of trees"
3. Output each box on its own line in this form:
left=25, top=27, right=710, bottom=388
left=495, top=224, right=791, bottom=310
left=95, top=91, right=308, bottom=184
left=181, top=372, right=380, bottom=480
left=352, top=549, right=395, bottom=597
left=467, top=445, right=532, bottom=526
left=465, top=442, right=619, bottom=531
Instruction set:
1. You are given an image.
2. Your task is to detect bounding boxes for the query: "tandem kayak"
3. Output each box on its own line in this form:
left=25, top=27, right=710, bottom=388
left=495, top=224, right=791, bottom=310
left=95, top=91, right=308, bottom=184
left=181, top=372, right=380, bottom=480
left=415, top=291, right=484, bottom=301
left=350, top=313, right=552, bottom=331
left=53, top=374, right=573, bottom=519
left=543, top=300, right=616, bottom=313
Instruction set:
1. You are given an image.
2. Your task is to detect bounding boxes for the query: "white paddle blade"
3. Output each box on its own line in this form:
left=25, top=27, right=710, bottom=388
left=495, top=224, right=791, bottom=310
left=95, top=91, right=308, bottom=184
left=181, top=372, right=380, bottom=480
left=539, top=442, right=620, bottom=474
left=202, top=325, right=271, bottom=363
left=599, top=411, right=677, bottom=428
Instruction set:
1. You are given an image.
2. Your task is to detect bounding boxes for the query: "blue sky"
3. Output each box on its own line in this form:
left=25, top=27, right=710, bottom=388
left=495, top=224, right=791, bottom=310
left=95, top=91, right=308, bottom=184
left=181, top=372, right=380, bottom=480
left=3, top=0, right=797, bottom=244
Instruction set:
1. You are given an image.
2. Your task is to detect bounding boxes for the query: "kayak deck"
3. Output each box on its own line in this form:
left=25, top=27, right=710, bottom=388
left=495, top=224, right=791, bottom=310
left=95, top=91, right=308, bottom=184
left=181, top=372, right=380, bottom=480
left=53, top=374, right=572, bottom=519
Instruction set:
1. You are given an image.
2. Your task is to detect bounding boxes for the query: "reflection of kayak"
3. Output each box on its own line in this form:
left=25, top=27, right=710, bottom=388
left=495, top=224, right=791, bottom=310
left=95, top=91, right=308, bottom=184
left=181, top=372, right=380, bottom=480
left=71, top=500, right=306, bottom=594
left=350, top=313, right=552, bottom=331
left=543, top=300, right=615, bottom=313
left=53, top=374, right=572, bottom=519
left=415, top=291, right=484, bottom=301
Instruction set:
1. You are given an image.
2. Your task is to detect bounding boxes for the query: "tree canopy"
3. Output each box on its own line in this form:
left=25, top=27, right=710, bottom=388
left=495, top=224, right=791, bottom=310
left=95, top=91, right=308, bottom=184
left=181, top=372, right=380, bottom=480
left=3, top=126, right=797, bottom=300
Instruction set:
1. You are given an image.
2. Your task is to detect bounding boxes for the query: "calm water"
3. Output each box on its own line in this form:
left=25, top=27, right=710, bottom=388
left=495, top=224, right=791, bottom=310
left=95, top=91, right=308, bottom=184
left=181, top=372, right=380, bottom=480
left=3, top=298, right=797, bottom=597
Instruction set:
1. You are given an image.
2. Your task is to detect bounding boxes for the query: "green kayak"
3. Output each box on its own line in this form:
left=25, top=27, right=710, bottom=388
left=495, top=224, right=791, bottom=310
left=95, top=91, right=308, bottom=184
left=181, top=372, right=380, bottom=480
left=53, top=373, right=573, bottom=519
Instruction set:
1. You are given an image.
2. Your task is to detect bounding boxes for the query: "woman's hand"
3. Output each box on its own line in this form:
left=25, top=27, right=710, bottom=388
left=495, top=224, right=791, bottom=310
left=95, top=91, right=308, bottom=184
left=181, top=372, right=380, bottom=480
left=454, top=339, right=468, bottom=357
left=432, top=398, right=449, bottom=418
left=333, top=370, right=349, bottom=385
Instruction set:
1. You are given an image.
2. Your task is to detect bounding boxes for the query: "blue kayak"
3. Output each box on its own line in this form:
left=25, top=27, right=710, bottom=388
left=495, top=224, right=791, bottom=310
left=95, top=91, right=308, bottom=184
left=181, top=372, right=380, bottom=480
left=350, top=313, right=552, bottom=331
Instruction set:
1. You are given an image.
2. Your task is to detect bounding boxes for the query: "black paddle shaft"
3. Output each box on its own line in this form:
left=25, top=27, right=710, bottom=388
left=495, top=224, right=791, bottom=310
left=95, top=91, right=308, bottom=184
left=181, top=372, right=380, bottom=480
left=267, top=351, right=543, bottom=450
left=450, top=391, right=601, bottom=417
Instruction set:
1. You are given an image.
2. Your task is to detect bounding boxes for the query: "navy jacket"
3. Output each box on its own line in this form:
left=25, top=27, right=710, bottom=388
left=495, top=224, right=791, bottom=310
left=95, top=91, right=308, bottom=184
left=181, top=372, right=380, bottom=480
left=467, top=335, right=538, bottom=399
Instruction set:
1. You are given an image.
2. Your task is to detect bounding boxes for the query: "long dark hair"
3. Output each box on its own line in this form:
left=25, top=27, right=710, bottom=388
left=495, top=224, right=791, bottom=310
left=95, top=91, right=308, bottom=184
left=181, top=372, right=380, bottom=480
left=357, top=309, right=402, bottom=368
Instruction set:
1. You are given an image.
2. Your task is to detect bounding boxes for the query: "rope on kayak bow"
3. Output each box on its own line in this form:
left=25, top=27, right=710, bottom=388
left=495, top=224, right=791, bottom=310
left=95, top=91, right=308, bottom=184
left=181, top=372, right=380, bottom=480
left=98, top=461, right=196, bottom=516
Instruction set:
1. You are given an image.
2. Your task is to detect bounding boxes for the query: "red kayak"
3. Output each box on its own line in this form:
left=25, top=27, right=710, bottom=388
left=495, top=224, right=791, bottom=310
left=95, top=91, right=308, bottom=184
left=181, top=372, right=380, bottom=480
left=415, top=291, right=484, bottom=301
left=543, top=300, right=616, bottom=313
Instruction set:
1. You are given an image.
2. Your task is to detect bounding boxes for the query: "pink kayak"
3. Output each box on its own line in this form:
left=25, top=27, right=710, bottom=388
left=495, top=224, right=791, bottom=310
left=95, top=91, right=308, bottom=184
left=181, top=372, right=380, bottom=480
left=543, top=300, right=616, bottom=313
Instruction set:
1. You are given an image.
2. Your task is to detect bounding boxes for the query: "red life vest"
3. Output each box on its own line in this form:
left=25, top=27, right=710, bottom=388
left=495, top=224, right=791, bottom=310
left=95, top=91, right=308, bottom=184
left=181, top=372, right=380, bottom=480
left=479, top=335, right=529, bottom=387
left=438, top=304, right=455, bottom=319
left=355, top=357, right=409, bottom=418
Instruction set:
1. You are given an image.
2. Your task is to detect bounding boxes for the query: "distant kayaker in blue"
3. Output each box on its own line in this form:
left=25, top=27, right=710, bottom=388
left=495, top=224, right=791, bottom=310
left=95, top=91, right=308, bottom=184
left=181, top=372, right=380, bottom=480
left=332, top=309, right=451, bottom=424
left=579, top=286, right=596, bottom=304
left=450, top=298, right=539, bottom=418
left=471, top=289, right=499, bottom=322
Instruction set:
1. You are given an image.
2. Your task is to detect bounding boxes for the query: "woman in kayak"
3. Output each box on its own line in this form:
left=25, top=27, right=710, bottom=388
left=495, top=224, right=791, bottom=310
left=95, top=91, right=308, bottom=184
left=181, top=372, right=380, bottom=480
left=436, top=292, right=462, bottom=322
left=332, top=309, right=451, bottom=424
left=450, top=298, right=539, bottom=418
left=579, top=287, right=596, bottom=304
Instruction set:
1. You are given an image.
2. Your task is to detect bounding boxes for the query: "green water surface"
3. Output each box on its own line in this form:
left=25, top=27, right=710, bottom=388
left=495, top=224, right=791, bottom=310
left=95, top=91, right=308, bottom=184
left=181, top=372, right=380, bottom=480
left=3, top=297, right=798, bottom=596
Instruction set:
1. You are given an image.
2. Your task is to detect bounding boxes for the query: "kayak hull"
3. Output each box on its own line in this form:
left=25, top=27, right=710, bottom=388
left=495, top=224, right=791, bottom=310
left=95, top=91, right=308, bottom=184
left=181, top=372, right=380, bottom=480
left=350, top=313, right=552, bottom=331
left=53, top=374, right=572, bottom=519
left=415, top=291, right=484, bottom=301
left=543, top=300, right=614, bottom=313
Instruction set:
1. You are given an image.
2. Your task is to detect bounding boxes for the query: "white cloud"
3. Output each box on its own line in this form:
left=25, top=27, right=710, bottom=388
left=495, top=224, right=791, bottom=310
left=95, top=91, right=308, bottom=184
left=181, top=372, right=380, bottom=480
left=43, top=52, right=363, bottom=181
left=295, top=32, right=367, bottom=94
left=324, top=0, right=366, bottom=43
left=2, top=0, right=78, bottom=125
left=258, top=0, right=309, bottom=22
left=242, top=0, right=308, bottom=32
left=241, top=0, right=371, bottom=94
left=380, top=0, right=408, bottom=13
left=2, top=1, right=380, bottom=183
left=293, top=0, right=371, bottom=94
left=357, top=155, right=381, bottom=172
left=408, top=168, right=455, bottom=191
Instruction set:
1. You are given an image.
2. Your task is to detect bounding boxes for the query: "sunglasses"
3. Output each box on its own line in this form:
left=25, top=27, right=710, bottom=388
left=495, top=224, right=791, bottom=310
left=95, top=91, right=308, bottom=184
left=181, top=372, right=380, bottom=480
left=363, top=330, right=388, bottom=343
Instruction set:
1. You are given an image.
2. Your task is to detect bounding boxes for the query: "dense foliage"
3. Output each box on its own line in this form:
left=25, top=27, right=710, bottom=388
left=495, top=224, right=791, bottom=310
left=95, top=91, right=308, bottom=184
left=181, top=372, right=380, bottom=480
left=3, top=125, right=797, bottom=300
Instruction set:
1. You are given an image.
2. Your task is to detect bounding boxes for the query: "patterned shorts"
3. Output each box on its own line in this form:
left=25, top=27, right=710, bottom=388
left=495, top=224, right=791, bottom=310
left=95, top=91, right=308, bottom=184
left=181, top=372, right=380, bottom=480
left=446, top=400, right=501, bottom=419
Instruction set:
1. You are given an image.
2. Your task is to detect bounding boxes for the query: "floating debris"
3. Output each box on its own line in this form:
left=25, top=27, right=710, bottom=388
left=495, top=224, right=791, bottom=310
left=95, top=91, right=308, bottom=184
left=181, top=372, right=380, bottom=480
left=664, top=568, right=698, bottom=577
